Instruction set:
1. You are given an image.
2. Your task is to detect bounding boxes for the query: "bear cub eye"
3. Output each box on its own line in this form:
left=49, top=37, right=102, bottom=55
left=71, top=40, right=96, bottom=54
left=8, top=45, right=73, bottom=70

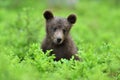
left=53, top=27, right=57, bottom=32
left=63, top=29, right=66, bottom=34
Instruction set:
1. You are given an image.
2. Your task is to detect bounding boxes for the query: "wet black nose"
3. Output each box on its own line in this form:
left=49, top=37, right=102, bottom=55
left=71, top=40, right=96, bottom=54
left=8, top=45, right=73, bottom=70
left=57, top=38, right=62, bottom=43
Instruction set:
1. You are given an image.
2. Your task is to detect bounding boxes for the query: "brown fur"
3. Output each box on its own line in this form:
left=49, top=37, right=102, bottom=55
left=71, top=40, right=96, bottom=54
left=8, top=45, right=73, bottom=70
left=41, top=10, right=80, bottom=61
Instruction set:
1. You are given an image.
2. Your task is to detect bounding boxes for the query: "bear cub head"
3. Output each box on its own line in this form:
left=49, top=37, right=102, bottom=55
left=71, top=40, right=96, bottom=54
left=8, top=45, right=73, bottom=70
left=43, top=10, right=77, bottom=45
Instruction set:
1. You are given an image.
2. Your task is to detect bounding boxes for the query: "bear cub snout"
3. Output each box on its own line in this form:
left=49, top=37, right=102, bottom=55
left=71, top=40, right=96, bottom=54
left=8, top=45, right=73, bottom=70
left=41, top=10, right=80, bottom=61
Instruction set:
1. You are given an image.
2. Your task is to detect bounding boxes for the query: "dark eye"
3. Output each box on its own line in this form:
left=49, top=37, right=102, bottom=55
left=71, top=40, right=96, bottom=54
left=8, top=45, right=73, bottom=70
left=53, top=27, right=57, bottom=32
left=63, top=29, right=66, bottom=34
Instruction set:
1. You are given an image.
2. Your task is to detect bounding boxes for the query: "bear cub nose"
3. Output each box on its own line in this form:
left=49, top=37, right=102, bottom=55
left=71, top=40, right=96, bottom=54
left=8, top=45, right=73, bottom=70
left=57, top=38, right=62, bottom=43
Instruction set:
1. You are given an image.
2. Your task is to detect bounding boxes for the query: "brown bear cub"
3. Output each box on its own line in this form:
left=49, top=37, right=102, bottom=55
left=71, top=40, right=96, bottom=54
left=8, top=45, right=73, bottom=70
left=41, top=10, right=80, bottom=61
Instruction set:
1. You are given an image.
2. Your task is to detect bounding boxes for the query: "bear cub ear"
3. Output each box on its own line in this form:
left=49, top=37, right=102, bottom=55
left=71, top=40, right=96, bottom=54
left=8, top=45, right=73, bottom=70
left=67, top=14, right=77, bottom=24
left=43, top=10, right=54, bottom=20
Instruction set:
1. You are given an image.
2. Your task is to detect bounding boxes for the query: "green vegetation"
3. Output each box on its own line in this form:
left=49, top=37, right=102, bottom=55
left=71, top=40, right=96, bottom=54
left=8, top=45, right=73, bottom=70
left=0, top=0, right=120, bottom=80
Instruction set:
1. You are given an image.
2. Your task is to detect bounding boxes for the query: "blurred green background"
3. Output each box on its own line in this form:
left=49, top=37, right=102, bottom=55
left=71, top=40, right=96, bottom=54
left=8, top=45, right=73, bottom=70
left=0, top=0, right=120, bottom=80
